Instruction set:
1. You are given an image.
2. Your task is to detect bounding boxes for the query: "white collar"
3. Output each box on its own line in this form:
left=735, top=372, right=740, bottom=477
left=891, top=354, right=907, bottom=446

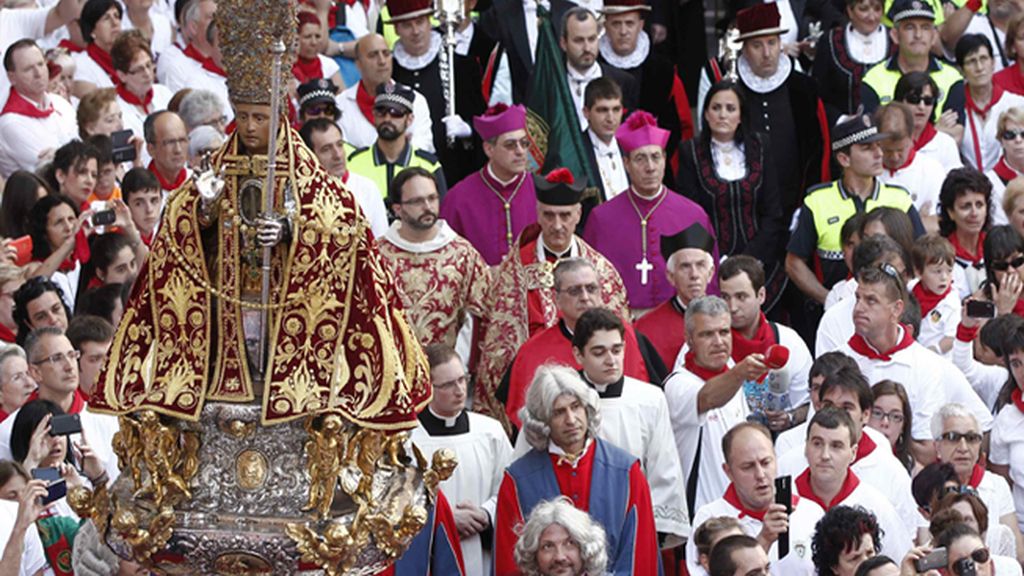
left=455, top=21, right=475, bottom=55
left=393, top=31, right=443, bottom=71
left=428, top=406, right=461, bottom=427
left=486, top=163, right=520, bottom=186
left=710, top=138, right=740, bottom=153
left=383, top=219, right=457, bottom=253
left=548, top=437, right=592, bottom=466
left=524, top=0, right=551, bottom=11
left=567, top=61, right=602, bottom=82
left=589, top=128, right=618, bottom=154
left=848, top=23, right=885, bottom=44
left=536, top=234, right=579, bottom=261
left=598, top=31, right=649, bottom=70
left=737, top=53, right=792, bottom=94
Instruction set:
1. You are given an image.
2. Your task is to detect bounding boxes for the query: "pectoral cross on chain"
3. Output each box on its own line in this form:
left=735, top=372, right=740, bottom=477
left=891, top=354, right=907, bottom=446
left=635, top=257, right=653, bottom=285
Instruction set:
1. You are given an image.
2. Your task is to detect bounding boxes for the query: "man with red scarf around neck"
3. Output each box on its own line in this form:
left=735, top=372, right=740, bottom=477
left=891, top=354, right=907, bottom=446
left=144, top=110, right=189, bottom=193
left=933, top=402, right=1024, bottom=562
left=793, top=407, right=913, bottom=559
left=837, top=264, right=944, bottom=463
left=684, top=423, right=823, bottom=576
left=718, top=255, right=813, bottom=434
left=156, top=0, right=219, bottom=93
left=0, top=39, right=78, bottom=179
left=663, top=295, right=766, bottom=515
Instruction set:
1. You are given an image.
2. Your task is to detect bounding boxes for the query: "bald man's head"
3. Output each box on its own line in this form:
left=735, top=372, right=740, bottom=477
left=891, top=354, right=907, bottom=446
left=355, top=34, right=392, bottom=89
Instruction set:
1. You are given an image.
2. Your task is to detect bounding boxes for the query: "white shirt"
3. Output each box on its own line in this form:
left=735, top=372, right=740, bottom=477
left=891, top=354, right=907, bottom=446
left=687, top=494, right=824, bottom=576
left=963, top=90, right=1024, bottom=172
left=523, top=0, right=550, bottom=64
left=409, top=410, right=512, bottom=576
left=772, top=0, right=800, bottom=46
left=918, top=129, right=964, bottom=172
left=989, top=403, right=1024, bottom=530
left=117, top=83, right=174, bottom=147
left=838, top=332, right=993, bottom=437
left=0, top=91, right=78, bottom=178
left=908, top=278, right=961, bottom=355
left=951, top=335, right=1005, bottom=412
left=512, top=375, right=692, bottom=541
left=567, top=62, right=601, bottom=130
left=711, top=139, right=746, bottom=181
left=976, top=469, right=1016, bottom=542
left=664, top=364, right=749, bottom=512
left=0, top=499, right=49, bottom=576
left=588, top=129, right=629, bottom=200
left=0, top=7, right=50, bottom=111
left=336, top=83, right=436, bottom=153
left=121, top=10, right=174, bottom=59
left=73, top=49, right=117, bottom=89
left=986, top=162, right=1019, bottom=226
left=156, top=42, right=201, bottom=93
left=816, top=294, right=855, bottom=356
left=824, top=278, right=857, bottom=311
left=793, top=470, right=913, bottom=560
left=879, top=151, right=947, bottom=217
left=776, top=426, right=923, bottom=535
left=0, top=403, right=121, bottom=482
left=345, top=171, right=389, bottom=238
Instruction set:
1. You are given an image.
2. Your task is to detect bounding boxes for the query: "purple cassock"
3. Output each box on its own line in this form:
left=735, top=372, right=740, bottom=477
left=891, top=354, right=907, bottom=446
left=583, top=187, right=717, bottom=310
left=439, top=168, right=538, bottom=266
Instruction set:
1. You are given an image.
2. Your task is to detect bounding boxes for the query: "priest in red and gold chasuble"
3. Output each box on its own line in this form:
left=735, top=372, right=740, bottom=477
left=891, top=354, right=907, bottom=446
left=89, top=124, right=432, bottom=429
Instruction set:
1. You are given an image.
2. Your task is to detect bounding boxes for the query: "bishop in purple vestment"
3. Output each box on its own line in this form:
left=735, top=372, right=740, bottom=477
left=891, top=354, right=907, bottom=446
left=440, top=103, right=537, bottom=266
left=583, top=110, right=718, bottom=310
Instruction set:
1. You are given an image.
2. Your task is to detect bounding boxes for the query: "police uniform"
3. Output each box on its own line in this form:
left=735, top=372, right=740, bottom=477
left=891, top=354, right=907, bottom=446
left=861, top=0, right=965, bottom=123
left=787, top=114, right=925, bottom=291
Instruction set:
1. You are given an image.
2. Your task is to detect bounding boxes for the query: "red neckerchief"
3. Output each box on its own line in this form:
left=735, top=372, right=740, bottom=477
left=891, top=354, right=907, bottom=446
left=949, top=231, right=985, bottom=265
left=994, top=156, right=1021, bottom=183
left=1013, top=387, right=1024, bottom=414
left=684, top=350, right=729, bottom=382
left=968, top=463, right=985, bottom=489
left=0, top=323, right=14, bottom=343
left=116, top=82, right=153, bottom=114
left=853, top=431, right=877, bottom=464
left=147, top=160, right=186, bottom=191
left=1, top=88, right=54, bottom=118
left=913, top=122, right=938, bottom=152
left=57, top=39, right=84, bottom=53
left=53, top=228, right=91, bottom=272
left=0, top=408, right=8, bottom=422
left=731, top=313, right=776, bottom=362
left=85, top=43, right=118, bottom=82
left=140, top=230, right=153, bottom=247
left=183, top=43, right=226, bottom=77
left=967, top=85, right=1004, bottom=169
left=26, top=388, right=87, bottom=414
left=356, top=81, right=375, bottom=123
left=847, top=324, right=915, bottom=362
left=292, top=56, right=323, bottom=83
left=1014, top=299, right=1024, bottom=318
left=795, top=467, right=861, bottom=511
left=887, top=146, right=916, bottom=177
left=912, top=281, right=952, bottom=316
left=722, top=483, right=800, bottom=521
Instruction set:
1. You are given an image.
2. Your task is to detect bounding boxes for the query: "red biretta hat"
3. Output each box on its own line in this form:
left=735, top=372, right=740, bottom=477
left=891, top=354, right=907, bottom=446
left=615, top=110, right=669, bottom=154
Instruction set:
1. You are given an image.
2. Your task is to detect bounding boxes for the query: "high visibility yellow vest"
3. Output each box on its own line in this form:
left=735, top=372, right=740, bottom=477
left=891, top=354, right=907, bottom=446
left=805, top=179, right=914, bottom=260
left=347, top=144, right=442, bottom=199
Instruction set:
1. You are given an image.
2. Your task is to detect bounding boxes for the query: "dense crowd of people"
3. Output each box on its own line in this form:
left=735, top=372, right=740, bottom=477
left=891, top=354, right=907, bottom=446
left=3, top=0, right=1024, bottom=573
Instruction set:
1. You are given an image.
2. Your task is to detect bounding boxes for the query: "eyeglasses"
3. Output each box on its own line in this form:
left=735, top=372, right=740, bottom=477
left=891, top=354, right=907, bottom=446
left=869, top=408, right=904, bottom=424
left=32, top=350, right=81, bottom=366
left=903, top=94, right=936, bottom=106
left=159, top=137, right=189, bottom=149
left=373, top=105, right=409, bottom=118
left=952, top=547, right=990, bottom=575
left=126, top=61, right=155, bottom=76
left=433, top=374, right=468, bottom=390
left=1001, top=129, right=1024, bottom=141
left=939, top=431, right=984, bottom=444
left=499, top=137, right=531, bottom=152
left=304, top=103, right=334, bottom=117
left=396, top=193, right=439, bottom=207
left=992, top=255, right=1024, bottom=271
left=559, top=283, right=600, bottom=297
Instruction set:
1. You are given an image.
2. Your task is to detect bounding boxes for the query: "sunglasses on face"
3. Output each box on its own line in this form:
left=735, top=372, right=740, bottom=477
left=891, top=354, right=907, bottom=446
left=903, top=94, right=936, bottom=106
left=938, top=431, right=983, bottom=444
left=992, top=255, right=1024, bottom=271
left=1001, top=129, right=1024, bottom=141
left=374, top=105, right=409, bottom=118
left=305, top=103, right=334, bottom=116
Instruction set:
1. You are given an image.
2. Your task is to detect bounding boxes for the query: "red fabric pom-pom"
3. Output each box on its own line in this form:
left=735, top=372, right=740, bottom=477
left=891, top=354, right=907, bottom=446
left=545, top=167, right=574, bottom=185
left=483, top=103, right=510, bottom=116
left=623, top=110, right=658, bottom=130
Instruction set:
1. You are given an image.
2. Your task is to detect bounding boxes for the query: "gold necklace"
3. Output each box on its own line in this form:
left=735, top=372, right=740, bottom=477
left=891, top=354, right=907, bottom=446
left=625, top=187, right=668, bottom=285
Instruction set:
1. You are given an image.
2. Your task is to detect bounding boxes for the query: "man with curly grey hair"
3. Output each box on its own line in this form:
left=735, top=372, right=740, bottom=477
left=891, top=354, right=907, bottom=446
left=514, top=497, right=608, bottom=576
left=493, top=363, right=661, bottom=575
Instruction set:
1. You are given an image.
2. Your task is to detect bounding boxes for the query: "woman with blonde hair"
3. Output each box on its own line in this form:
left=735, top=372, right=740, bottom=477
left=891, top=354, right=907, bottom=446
left=985, top=106, right=1024, bottom=224
left=76, top=87, right=123, bottom=139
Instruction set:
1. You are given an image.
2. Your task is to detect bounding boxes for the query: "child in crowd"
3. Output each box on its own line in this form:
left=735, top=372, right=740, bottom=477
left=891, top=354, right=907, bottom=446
left=910, top=234, right=960, bottom=356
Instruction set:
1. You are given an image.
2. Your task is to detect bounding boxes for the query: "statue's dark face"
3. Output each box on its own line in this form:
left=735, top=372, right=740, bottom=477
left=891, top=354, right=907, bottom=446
left=233, top=102, right=273, bottom=154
